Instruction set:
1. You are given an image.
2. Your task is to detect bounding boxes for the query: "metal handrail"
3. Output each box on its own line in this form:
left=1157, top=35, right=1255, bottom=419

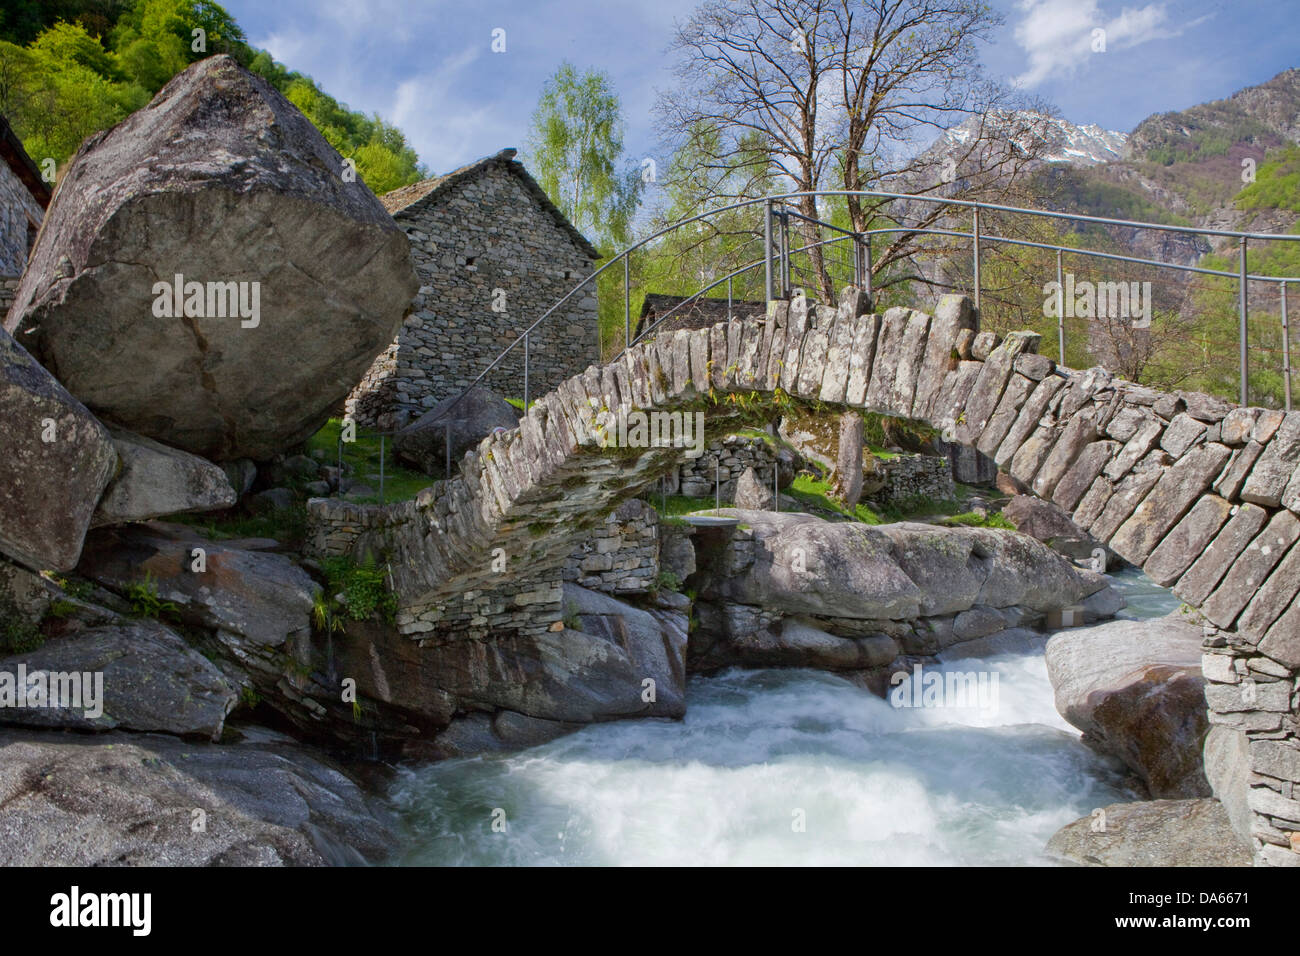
left=435, top=188, right=1300, bottom=423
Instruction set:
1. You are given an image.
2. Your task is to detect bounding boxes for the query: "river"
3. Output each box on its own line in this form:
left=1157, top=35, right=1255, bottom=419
left=386, top=567, right=1181, bottom=865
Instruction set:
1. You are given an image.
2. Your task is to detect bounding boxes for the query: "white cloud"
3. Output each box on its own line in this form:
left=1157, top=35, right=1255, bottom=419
left=1011, top=0, right=1203, bottom=88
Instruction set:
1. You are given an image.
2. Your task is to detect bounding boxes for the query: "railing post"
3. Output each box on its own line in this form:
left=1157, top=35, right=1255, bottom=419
left=763, top=199, right=774, bottom=302
left=727, top=275, right=733, bottom=321
left=523, top=331, right=530, bottom=410
left=624, top=253, right=631, bottom=352
left=1056, top=248, right=1065, bottom=363
left=779, top=210, right=791, bottom=298
left=1240, top=237, right=1249, bottom=406
left=1283, top=280, right=1292, bottom=413
left=972, top=205, right=982, bottom=311
left=863, top=235, right=873, bottom=299
left=853, top=234, right=862, bottom=287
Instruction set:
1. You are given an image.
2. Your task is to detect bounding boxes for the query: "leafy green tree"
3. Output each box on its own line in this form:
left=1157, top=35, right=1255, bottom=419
left=111, top=0, right=244, bottom=92
left=528, top=62, right=641, bottom=249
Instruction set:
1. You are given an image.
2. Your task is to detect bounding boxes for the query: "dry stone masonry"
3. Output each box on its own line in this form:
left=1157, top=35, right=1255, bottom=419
left=346, top=150, right=600, bottom=430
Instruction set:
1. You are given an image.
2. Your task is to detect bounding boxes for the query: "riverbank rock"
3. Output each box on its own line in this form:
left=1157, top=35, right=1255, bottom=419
left=92, top=429, right=236, bottom=526
left=6, top=55, right=417, bottom=461
left=1045, top=799, right=1251, bottom=866
left=733, top=466, right=773, bottom=510
left=0, top=620, right=237, bottom=739
left=0, top=726, right=393, bottom=865
left=1045, top=614, right=1211, bottom=798
left=394, top=386, right=520, bottom=476
left=1002, top=495, right=1113, bottom=565
left=0, top=326, right=117, bottom=571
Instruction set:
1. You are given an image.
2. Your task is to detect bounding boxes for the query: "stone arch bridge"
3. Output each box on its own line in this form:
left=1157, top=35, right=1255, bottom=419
left=313, top=287, right=1300, bottom=675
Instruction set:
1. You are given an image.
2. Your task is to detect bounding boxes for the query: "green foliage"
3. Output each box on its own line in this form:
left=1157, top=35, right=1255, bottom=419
left=239, top=685, right=260, bottom=708
left=305, top=418, right=433, bottom=501
left=0, top=0, right=425, bottom=194
left=562, top=601, right=581, bottom=630
left=1237, top=145, right=1300, bottom=214
left=939, top=510, right=1016, bottom=530
left=319, top=556, right=397, bottom=626
left=0, top=618, right=43, bottom=654
left=655, top=569, right=682, bottom=592
left=45, top=599, right=78, bottom=618
left=125, top=572, right=182, bottom=621
left=527, top=61, right=641, bottom=249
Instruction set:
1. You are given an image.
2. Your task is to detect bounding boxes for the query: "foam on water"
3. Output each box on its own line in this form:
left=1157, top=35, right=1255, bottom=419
left=388, top=570, right=1169, bottom=866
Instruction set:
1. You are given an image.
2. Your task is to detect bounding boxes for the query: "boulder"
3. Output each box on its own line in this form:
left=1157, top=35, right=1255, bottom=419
left=0, top=727, right=393, bottom=865
left=5, top=55, right=417, bottom=461
left=394, top=386, right=520, bottom=476
left=92, top=429, right=236, bottom=526
left=733, top=465, right=774, bottom=510
left=75, top=523, right=318, bottom=650
left=0, top=325, right=117, bottom=570
left=831, top=411, right=864, bottom=508
left=1045, top=614, right=1211, bottom=798
left=1045, top=799, right=1251, bottom=867
left=0, top=620, right=236, bottom=739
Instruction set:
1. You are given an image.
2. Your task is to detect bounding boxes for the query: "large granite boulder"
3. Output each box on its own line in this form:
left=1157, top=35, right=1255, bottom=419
left=0, top=326, right=117, bottom=570
left=394, top=386, right=521, bottom=476
left=92, top=429, right=236, bottom=526
left=6, top=55, right=417, bottom=461
left=1045, top=614, right=1211, bottom=798
left=1045, top=799, right=1251, bottom=867
left=0, top=620, right=237, bottom=740
left=0, top=727, right=393, bottom=865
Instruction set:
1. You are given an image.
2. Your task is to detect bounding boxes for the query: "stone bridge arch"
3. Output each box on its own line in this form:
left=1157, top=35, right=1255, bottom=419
left=314, top=287, right=1300, bottom=674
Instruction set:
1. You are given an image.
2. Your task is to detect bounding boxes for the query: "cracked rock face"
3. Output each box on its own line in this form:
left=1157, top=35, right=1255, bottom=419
left=6, top=55, right=417, bottom=461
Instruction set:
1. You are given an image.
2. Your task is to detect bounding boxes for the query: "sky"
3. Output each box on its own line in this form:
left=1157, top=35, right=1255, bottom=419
left=222, top=0, right=1299, bottom=179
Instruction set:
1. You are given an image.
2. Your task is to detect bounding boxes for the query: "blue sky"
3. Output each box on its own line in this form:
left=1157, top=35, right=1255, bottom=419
left=222, top=0, right=1297, bottom=179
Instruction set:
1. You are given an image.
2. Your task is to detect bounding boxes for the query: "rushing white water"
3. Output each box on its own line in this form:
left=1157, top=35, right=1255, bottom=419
left=387, top=570, right=1179, bottom=866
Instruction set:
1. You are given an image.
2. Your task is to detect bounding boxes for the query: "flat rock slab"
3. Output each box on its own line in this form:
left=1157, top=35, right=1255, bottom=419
left=92, top=429, right=236, bottom=526
left=0, top=326, right=117, bottom=571
left=6, top=55, right=417, bottom=461
left=0, top=620, right=236, bottom=739
left=0, top=726, right=393, bottom=865
left=1045, top=799, right=1252, bottom=866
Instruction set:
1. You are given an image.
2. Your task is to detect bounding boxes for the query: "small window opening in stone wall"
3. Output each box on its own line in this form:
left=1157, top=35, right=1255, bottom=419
left=466, top=256, right=476, bottom=267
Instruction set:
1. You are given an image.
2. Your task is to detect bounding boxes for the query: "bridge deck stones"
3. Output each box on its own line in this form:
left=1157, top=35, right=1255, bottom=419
left=687, top=327, right=711, bottom=394
left=1259, top=595, right=1300, bottom=668
left=976, top=372, right=1034, bottom=458
left=819, top=316, right=855, bottom=404
left=735, top=321, right=764, bottom=390
left=1201, top=509, right=1300, bottom=629
left=1221, top=407, right=1259, bottom=445
left=1058, top=367, right=1114, bottom=421
left=1241, top=412, right=1300, bottom=507
left=1237, top=541, right=1300, bottom=640
left=1173, top=502, right=1270, bottom=607
left=1214, top=440, right=1265, bottom=500
left=1109, top=442, right=1232, bottom=566
left=709, top=324, right=729, bottom=392
left=795, top=328, right=830, bottom=399
left=960, top=330, right=1041, bottom=447
left=1090, top=459, right=1165, bottom=543
left=1053, top=439, right=1120, bottom=513
left=1103, top=416, right=1163, bottom=482
left=913, top=294, right=978, bottom=420
left=1144, top=495, right=1235, bottom=587
left=669, top=331, right=692, bottom=395
left=866, top=308, right=910, bottom=411
left=647, top=340, right=671, bottom=404
left=779, top=328, right=805, bottom=394
left=845, top=315, right=879, bottom=406
left=1104, top=405, right=1148, bottom=442
left=933, top=360, right=983, bottom=432
left=994, top=374, right=1065, bottom=468
left=1032, top=408, right=1099, bottom=501
left=725, top=319, right=744, bottom=389
left=1253, top=408, right=1287, bottom=443
left=1161, top=412, right=1209, bottom=458
left=971, top=330, right=999, bottom=360
left=889, top=309, right=931, bottom=416
left=764, top=325, right=786, bottom=391
left=1008, top=424, right=1057, bottom=488
left=1073, top=475, right=1115, bottom=530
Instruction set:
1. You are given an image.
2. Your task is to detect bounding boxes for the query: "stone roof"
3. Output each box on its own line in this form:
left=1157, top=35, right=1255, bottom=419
left=0, top=113, right=50, bottom=210
left=636, top=293, right=767, bottom=338
left=379, top=148, right=600, bottom=259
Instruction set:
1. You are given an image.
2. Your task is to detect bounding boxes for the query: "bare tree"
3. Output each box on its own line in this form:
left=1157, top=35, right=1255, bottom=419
left=656, top=0, right=1054, bottom=303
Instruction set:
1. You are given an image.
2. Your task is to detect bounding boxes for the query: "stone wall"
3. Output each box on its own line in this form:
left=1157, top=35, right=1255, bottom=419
left=1202, top=631, right=1300, bottom=866
left=0, top=158, right=42, bottom=279
left=346, top=159, right=598, bottom=431
left=0, top=275, right=19, bottom=321
left=874, top=454, right=955, bottom=507
left=674, top=435, right=779, bottom=500
left=562, top=498, right=659, bottom=594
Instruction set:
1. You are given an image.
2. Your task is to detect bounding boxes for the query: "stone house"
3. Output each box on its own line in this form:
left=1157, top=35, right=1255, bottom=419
left=347, top=148, right=601, bottom=430
left=0, top=114, right=51, bottom=316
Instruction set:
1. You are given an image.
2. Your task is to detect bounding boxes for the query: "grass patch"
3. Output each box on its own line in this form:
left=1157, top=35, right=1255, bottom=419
left=939, top=510, right=1016, bottom=530
left=788, top=475, right=884, bottom=524
left=306, top=418, right=434, bottom=503
left=316, top=555, right=398, bottom=629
